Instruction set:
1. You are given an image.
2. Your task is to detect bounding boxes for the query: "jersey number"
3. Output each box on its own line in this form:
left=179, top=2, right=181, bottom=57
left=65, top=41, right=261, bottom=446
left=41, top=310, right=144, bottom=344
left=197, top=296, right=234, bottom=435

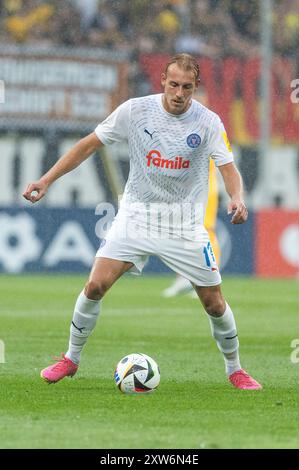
left=203, top=242, right=215, bottom=267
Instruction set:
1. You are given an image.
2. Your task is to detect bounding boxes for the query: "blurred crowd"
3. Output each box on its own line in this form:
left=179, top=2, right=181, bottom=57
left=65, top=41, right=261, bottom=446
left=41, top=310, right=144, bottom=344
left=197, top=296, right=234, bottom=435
left=0, top=0, right=298, bottom=94
left=1, top=0, right=298, bottom=57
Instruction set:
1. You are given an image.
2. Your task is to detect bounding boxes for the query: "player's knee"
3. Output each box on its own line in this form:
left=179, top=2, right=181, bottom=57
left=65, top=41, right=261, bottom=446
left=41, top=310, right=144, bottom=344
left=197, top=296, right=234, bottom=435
left=201, top=295, right=225, bottom=317
left=84, top=280, right=109, bottom=300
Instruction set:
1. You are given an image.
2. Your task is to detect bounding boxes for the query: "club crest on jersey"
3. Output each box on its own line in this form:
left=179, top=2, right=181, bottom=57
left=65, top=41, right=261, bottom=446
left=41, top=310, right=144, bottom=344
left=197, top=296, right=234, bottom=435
left=146, top=150, right=190, bottom=170
left=187, top=133, right=201, bottom=148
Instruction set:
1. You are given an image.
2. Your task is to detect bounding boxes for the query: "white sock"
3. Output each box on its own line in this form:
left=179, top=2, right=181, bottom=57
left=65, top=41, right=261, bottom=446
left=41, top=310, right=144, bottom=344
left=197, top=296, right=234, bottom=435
left=65, top=290, right=101, bottom=365
left=207, top=302, right=241, bottom=376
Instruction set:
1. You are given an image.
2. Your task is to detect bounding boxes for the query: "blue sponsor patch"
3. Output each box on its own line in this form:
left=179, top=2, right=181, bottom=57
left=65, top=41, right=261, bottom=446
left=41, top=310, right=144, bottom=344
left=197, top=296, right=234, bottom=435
left=187, top=133, right=201, bottom=148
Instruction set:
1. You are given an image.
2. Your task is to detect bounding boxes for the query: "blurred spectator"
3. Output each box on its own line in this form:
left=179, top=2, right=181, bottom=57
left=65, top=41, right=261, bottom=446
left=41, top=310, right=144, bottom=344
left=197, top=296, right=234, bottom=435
left=51, top=1, right=82, bottom=46
left=191, top=0, right=259, bottom=58
left=88, top=0, right=129, bottom=52
left=227, top=0, right=259, bottom=43
left=2, top=0, right=83, bottom=45
left=4, top=1, right=54, bottom=43
left=155, top=5, right=180, bottom=35
left=174, top=26, right=219, bottom=57
left=73, top=0, right=99, bottom=32
left=273, top=0, right=299, bottom=59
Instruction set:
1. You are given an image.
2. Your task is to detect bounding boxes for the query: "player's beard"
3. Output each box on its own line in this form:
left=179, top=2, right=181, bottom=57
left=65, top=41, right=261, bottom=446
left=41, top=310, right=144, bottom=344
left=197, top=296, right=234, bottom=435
left=164, top=95, right=190, bottom=115
left=170, top=97, right=191, bottom=115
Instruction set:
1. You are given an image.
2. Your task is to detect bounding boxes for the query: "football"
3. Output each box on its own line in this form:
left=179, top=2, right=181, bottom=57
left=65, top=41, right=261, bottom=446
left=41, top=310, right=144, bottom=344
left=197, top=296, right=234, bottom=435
left=114, top=353, right=160, bottom=394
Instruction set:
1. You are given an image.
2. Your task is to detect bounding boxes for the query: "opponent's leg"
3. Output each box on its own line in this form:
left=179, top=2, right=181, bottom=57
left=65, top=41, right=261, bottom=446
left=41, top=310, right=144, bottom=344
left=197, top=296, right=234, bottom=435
left=41, top=258, right=133, bottom=383
left=162, top=274, right=192, bottom=298
left=195, top=284, right=262, bottom=390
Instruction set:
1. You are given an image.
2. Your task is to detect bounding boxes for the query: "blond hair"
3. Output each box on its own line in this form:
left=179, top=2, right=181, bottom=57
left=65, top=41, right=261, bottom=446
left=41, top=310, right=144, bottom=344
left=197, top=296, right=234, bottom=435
left=165, top=53, right=200, bottom=81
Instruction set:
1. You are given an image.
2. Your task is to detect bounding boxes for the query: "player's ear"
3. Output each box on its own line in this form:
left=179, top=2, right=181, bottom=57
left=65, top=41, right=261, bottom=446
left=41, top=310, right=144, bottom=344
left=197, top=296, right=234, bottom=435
left=161, top=72, right=167, bottom=87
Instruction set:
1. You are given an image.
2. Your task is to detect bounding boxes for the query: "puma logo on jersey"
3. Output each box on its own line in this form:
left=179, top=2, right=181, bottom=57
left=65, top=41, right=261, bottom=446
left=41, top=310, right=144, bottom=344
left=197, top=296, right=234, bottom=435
left=146, top=149, right=190, bottom=170
left=144, top=128, right=156, bottom=139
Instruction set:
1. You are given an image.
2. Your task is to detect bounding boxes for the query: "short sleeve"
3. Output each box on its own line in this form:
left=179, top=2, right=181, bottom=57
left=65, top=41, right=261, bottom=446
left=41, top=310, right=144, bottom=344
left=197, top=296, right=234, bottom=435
left=208, top=116, right=234, bottom=167
left=94, top=99, right=131, bottom=145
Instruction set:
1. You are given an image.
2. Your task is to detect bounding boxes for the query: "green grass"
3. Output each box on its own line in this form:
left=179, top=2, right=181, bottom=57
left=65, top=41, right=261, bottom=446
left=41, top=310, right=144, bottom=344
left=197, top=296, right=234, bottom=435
left=1, top=274, right=299, bottom=449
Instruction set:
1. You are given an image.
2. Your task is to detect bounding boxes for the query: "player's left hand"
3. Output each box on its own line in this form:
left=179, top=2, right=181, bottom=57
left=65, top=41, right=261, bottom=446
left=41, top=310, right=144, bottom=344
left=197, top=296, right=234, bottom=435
left=227, top=200, right=248, bottom=224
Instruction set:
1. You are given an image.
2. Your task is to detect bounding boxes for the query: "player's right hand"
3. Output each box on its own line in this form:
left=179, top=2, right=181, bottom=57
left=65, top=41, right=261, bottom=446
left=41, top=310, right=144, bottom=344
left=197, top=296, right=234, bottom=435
left=23, top=180, right=48, bottom=203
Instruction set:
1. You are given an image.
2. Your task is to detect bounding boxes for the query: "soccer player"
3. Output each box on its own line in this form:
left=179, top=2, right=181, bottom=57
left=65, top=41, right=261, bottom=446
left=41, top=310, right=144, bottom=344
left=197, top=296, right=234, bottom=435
left=23, top=53, right=262, bottom=390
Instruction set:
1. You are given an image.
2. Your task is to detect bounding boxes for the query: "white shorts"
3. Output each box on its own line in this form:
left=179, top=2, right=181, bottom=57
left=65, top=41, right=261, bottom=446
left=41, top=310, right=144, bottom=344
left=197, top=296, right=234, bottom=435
left=96, top=218, right=221, bottom=287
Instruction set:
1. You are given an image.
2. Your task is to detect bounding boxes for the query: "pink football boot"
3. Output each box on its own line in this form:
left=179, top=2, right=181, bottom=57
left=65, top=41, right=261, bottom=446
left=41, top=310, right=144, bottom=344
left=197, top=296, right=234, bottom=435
left=40, top=354, right=78, bottom=384
left=229, top=369, right=262, bottom=390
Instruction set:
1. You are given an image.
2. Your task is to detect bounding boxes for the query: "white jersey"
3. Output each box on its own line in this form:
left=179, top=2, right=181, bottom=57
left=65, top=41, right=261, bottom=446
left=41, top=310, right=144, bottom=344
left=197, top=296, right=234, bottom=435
left=94, top=93, right=233, bottom=237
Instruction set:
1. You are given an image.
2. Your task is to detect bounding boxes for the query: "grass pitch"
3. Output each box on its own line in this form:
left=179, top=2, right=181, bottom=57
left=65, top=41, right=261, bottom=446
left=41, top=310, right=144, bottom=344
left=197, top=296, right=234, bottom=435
left=0, top=274, right=299, bottom=449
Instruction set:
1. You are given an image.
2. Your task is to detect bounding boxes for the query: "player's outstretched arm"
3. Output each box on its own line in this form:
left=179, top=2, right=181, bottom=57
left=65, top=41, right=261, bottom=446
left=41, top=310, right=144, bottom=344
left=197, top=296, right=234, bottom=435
left=218, top=162, right=248, bottom=224
left=23, top=132, right=103, bottom=203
